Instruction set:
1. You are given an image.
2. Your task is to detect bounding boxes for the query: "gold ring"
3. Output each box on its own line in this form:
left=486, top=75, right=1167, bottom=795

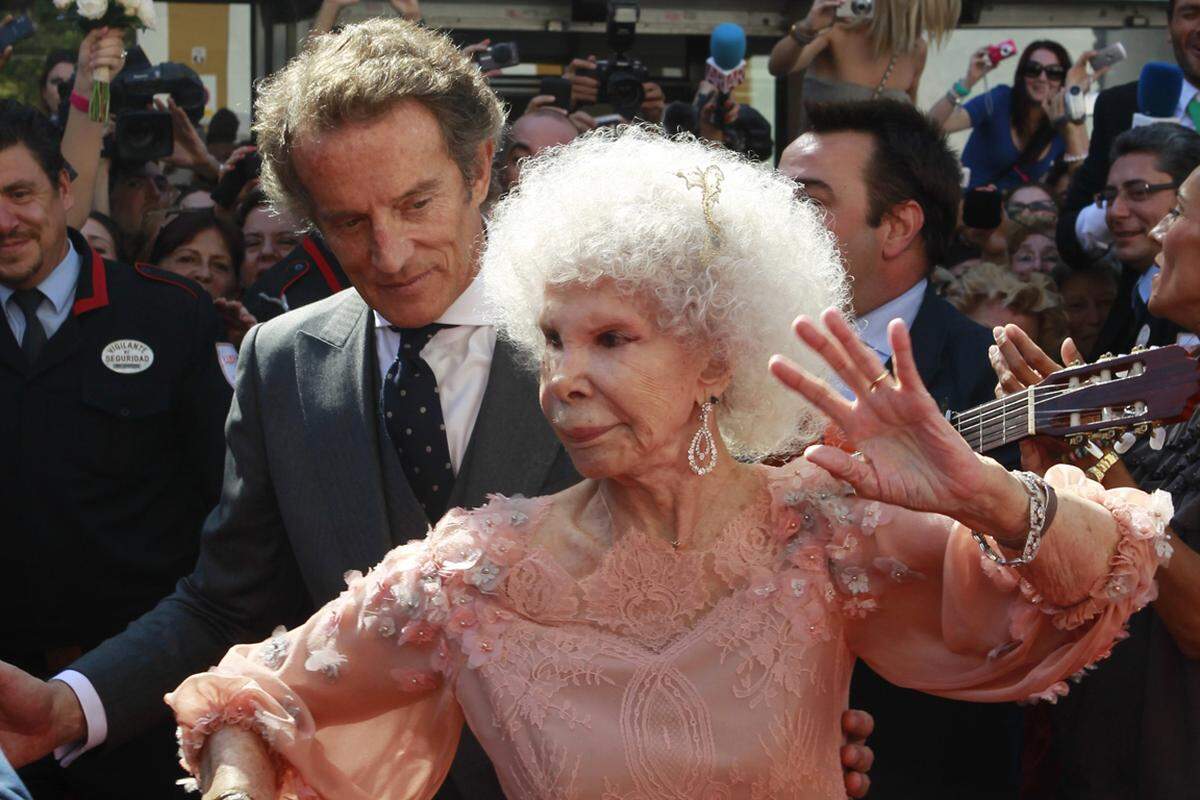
left=868, top=370, right=891, bottom=391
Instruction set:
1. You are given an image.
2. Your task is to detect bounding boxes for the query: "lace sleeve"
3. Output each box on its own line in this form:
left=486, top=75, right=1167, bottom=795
left=770, top=460, right=1172, bottom=705
left=165, top=533, right=466, bottom=799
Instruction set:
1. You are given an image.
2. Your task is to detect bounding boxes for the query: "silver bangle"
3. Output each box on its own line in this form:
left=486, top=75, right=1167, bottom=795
left=945, top=88, right=962, bottom=107
left=215, top=792, right=255, bottom=800
left=1062, top=151, right=1088, bottom=164
left=971, top=471, right=1057, bottom=567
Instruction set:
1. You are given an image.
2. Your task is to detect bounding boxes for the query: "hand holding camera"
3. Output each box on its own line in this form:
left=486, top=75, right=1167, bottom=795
left=158, top=97, right=220, bottom=179
left=802, top=0, right=843, bottom=33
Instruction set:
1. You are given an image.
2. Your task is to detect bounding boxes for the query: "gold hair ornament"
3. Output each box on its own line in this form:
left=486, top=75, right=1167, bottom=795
left=676, top=165, right=725, bottom=259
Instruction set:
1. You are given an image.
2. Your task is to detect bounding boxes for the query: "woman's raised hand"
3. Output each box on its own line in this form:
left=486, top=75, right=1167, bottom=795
left=803, top=0, right=843, bottom=32
left=770, top=309, right=990, bottom=518
left=965, top=47, right=995, bottom=88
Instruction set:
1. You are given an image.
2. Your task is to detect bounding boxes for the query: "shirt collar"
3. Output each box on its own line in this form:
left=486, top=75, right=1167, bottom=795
left=856, top=278, right=928, bottom=359
left=0, top=239, right=81, bottom=312
left=1178, top=76, right=1200, bottom=119
left=1137, top=265, right=1158, bottom=305
left=374, top=275, right=493, bottom=330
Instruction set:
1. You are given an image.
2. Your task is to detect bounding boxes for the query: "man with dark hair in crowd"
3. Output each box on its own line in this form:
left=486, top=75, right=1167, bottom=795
left=107, top=158, right=173, bottom=260
left=1059, top=0, right=1200, bottom=266
left=1087, top=123, right=1200, bottom=358
left=779, top=98, right=1019, bottom=800
left=0, top=99, right=230, bottom=798
left=205, top=107, right=241, bottom=164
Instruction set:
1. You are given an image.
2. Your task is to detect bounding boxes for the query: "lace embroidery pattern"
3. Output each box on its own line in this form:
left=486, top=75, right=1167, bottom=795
left=580, top=530, right=711, bottom=650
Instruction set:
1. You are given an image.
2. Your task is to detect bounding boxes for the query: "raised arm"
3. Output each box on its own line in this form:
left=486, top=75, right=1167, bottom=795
left=770, top=309, right=1172, bottom=699
left=768, top=0, right=838, bottom=77
left=928, top=47, right=994, bottom=131
left=61, top=27, right=125, bottom=229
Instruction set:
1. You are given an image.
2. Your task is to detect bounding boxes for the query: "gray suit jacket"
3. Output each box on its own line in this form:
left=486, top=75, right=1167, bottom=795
left=71, top=289, right=580, bottom=797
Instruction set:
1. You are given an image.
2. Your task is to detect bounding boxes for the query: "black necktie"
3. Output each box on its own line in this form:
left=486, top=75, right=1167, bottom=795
left=12, top=289, right=47, bottom=363
left=381, top=323, right=456, bottom=522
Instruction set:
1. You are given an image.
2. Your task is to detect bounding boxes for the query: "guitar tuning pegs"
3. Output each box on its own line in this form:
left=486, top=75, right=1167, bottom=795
left=1098, top=352, right=1115, bottom=361
left=1114, top=432, right=1137, bottom=455
left=1084, top=439, right=1106, bottom=460
left=1150, top=427, right=1167, bottom=451
left=1131, top=344, right=1148, bottom=353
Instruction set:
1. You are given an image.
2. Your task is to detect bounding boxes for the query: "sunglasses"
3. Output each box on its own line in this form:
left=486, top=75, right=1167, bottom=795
left=1022, top=64, right=1067, bottom=81
left=1095, top=180, right=1179, bottom=207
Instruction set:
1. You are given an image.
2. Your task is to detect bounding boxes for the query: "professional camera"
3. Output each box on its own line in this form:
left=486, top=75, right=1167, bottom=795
left=109, top=54, right=206, bottom=163
left=580, top=0, right=649, bottom=119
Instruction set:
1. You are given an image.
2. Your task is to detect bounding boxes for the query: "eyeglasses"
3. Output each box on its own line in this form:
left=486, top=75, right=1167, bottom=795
left=1095, top=180, right=1179, bottom=207
left=1006, top=200, right=1058, bottom=215
left=1151, top=207, right=1183, bottom=240
left=1022, top=64, right=1067, bottom=81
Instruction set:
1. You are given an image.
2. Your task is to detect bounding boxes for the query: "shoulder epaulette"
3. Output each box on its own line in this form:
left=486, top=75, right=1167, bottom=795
left=133, top=263, right=201, bottom=300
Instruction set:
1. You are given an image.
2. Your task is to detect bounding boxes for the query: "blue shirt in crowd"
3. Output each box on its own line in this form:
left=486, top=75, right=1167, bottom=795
left=962, top=84, right=1065, bottom=190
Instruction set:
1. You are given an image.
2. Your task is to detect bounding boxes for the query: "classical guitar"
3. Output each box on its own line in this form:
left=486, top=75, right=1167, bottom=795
left=952, top=344, right=1200, bottom=455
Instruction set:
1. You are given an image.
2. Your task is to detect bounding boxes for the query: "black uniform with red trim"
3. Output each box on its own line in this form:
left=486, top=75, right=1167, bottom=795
left=2, top=230, right=230, bottom=798
left=241, top=233, right=348, bottom=323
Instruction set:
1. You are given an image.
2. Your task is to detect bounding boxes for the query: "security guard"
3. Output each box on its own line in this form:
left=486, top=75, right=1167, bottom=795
left=0, top=101, right=230, bottom=798
left=242, top=232, right=348, bottom=322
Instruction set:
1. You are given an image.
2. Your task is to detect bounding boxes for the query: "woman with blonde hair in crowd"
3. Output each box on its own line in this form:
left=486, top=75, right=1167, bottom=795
left=769, top=0, right=959, bottom=131
left=947, top=260, right=1068, bottom=355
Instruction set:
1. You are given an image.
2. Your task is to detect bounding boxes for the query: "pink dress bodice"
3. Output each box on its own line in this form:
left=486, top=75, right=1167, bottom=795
left=167, top=461, right=1173, bottom=800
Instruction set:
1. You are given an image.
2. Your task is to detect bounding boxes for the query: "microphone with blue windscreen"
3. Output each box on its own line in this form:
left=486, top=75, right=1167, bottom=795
left=1133, top=62, right=1184, bottom=128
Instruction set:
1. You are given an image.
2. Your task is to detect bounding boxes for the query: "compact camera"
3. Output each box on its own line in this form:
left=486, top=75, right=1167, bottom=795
left=987, top=39, right=1019, bottom=66
left=836, top=0, right=875, bottom=19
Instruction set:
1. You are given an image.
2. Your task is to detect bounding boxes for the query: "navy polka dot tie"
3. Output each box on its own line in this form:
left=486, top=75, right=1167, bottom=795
left=381, top=323, right=456, bottom=522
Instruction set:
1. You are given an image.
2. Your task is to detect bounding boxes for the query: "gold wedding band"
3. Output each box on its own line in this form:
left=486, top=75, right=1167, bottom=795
left=868, top=370, right=891, bottom=392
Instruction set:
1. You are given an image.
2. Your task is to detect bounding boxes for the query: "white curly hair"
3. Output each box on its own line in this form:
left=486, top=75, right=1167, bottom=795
left=480, top=126, right=851, bottom=460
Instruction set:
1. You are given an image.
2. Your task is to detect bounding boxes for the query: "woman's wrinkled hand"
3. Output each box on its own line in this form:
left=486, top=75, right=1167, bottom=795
left=769, top=308, right=991, bottom=519
left=803, top=0, right=842, bottom=32
left=213, top=298, right=257, bottom=349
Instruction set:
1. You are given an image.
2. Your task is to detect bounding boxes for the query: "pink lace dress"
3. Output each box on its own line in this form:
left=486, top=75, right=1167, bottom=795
left=167, top=461, right=1173, bottom=800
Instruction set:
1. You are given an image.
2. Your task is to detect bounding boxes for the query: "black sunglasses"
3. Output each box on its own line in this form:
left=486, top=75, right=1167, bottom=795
left=1022, top=64, right=1067, bottom=81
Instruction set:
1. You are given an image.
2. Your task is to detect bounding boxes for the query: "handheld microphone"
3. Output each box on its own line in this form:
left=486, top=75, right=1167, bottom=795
left=1133, top=61, right=1184, bottom=128
left=705, top=23, right=747, bottom=96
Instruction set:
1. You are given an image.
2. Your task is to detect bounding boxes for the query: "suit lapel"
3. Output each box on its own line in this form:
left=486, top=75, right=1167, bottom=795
left=904, top=285, right=951, bottom=403
left=294, top=292, right=409, bottom=567
left=450, top=337, right=564, bottom=511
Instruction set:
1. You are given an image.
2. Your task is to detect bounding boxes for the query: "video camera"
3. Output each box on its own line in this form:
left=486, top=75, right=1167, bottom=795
left=579, top=0, right=649, bottom=119
left=108, top=51, right=206, bottom=163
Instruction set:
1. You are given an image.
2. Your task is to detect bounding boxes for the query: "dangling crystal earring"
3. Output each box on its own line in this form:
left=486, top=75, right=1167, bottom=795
left=688, top=398, right=718, bottom=476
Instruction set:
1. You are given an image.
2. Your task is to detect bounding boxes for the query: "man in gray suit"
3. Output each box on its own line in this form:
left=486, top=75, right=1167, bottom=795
left=0, top=19, right=574, bottom=800
left=0, top=18, right=874, bottom=799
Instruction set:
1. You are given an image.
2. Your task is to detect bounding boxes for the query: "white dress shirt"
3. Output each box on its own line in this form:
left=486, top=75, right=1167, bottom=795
left=0, top=241, right=79, bottom=345
left=835, top=278, right=927, bottom=398
left=56, top=277, right=500, bottom=766
left=373, top=276, right=497, bottom=474
left=1174, top=76, right=1200, bottom=127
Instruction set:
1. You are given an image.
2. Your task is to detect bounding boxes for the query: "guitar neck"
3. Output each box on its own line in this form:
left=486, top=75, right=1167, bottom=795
left=951, top=387, right=1035, bottom=453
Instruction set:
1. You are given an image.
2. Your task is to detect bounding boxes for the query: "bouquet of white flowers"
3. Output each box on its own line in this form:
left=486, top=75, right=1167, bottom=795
left=53, top=0, right=157, bottom=121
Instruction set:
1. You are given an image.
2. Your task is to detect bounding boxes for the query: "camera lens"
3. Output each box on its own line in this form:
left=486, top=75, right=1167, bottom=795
left=491, top=43, right=514, bottom=64
left=851, top=0, right=873, bottom=14
left=607, top=71, right=645, bottom=116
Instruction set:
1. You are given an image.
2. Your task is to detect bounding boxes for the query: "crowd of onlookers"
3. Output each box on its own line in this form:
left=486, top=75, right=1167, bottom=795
left=4, top=0, right=1200, bottom=798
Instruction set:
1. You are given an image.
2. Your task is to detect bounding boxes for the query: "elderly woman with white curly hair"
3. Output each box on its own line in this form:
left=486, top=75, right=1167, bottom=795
left=167, top=127, right=1173, bottom=800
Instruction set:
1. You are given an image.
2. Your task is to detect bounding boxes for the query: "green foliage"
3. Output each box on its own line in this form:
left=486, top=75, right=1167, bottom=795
left=0, top=2, right=86, bottom=110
